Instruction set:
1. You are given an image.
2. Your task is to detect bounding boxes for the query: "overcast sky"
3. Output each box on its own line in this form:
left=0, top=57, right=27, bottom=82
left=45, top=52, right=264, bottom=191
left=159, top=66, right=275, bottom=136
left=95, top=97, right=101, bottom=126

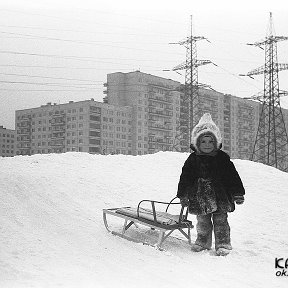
left=0, top=0, right=288, bottom=129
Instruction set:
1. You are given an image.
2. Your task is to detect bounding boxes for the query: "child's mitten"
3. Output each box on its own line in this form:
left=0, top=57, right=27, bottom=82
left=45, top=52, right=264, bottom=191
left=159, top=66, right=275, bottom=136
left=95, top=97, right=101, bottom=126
left=179, top=197, right=189, bottom=207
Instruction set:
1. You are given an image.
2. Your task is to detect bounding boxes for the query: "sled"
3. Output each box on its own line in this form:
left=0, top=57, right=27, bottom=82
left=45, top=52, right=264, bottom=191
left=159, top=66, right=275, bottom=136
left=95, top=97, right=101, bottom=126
left=103, top=197, right=193, bottom=249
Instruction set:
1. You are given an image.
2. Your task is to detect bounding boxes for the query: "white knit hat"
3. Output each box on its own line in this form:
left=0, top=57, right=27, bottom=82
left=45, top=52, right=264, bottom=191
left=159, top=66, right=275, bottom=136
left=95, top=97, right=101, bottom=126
left=191, top=113, right=222, bottom=152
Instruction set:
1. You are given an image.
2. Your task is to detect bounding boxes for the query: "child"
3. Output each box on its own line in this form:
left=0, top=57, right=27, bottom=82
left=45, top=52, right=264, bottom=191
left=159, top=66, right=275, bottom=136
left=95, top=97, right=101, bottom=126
left=177, top=113, right=245, bottom=256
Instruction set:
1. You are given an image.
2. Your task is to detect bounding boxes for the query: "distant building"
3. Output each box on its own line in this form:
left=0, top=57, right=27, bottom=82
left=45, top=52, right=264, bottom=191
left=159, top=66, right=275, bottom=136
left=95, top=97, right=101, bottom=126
left=15, top=100, right=132, bottom=156
left=0, top=126, right=16, bottom=157
left=105, top=71, right=182, bottom=155
left=105, top=71, right=288, bottom=159
left=196, top=89, right=261, bottom=159
left=14, top=70, right=288, bottom=159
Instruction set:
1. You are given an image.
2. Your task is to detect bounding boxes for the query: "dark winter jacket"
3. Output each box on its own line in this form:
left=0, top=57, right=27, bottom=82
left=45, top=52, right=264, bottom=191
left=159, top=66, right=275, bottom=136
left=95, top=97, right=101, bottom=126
left=177, top=150, right=245, bottom=215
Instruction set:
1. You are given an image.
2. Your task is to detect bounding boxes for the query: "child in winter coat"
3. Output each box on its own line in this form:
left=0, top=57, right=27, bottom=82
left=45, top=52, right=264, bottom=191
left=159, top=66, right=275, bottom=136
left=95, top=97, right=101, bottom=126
left=177, top=113, right=245, bottom=256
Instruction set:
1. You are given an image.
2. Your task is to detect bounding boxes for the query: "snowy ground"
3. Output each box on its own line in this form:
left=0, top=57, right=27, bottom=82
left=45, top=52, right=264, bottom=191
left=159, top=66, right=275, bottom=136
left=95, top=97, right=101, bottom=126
left=0, top=151, right=288, bottom=288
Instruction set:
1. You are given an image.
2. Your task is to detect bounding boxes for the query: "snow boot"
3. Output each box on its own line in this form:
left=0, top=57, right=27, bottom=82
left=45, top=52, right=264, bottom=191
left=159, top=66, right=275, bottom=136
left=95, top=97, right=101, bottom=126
left=191, top=243, right=209, bottom=252
left=216, top=247, right=230, bottom=256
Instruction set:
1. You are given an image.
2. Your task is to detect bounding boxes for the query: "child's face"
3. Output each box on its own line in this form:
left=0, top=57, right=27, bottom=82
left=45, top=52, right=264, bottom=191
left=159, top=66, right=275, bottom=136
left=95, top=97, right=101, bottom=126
left=199, top=135, right=215, bottom=153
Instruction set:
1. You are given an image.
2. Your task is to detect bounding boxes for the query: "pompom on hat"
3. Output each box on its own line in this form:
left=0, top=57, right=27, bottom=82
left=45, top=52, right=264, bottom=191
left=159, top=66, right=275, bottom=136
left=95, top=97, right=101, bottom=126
left=190, top=113, right=222, bottom=152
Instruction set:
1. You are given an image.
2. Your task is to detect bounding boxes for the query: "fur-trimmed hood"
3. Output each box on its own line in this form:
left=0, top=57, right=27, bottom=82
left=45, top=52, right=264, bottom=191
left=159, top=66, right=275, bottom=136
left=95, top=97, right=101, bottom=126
left=191, top=113, right=222, bottom=152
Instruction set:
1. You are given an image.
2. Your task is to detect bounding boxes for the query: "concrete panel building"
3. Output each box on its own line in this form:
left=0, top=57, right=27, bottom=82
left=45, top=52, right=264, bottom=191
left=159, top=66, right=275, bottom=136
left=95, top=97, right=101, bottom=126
left=198, top=89, right=261, bottom=159
left=105, top=71, right=288, bottom=159
left=0, top=126, right=16, bottom=157
left=14, top=70, right=288, bottom=160
left=15, top=99, right=132, bottom=156
left=105, top=71, right=182, bottom=155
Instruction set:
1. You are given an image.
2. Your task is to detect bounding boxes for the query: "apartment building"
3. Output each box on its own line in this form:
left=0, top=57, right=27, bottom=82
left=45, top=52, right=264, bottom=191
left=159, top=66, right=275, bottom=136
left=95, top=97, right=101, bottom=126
left=15, top=99, right=132, bottom=156
left=0, top=126, right=16, bottom=157
left=105, top=71, right=265, bottom=158
left=195, top=89, right=261, bottom=159
left=105, top=71, right=182, bottom=155
left=106, top=71, right=288, bottom=160
left=14, top=70, right=288, bottom=159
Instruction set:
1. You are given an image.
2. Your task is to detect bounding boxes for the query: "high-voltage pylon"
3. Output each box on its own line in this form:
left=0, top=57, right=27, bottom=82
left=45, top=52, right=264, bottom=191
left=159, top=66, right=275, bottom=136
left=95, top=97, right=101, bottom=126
left=171, top=16, right=212, bottom=152
left=243, top=12, right=288, bottom=172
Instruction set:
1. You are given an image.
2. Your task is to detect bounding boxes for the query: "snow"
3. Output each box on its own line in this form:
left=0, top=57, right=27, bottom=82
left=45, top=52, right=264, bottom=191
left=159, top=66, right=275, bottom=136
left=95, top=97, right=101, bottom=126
left=1, top=151, right=288, bottom=288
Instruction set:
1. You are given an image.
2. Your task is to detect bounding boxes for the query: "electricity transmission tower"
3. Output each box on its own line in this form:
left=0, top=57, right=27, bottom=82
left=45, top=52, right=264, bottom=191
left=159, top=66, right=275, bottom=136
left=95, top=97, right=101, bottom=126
left=243, top=12, right=288, bottom=172
left=171, top=16, right=212, bottom=152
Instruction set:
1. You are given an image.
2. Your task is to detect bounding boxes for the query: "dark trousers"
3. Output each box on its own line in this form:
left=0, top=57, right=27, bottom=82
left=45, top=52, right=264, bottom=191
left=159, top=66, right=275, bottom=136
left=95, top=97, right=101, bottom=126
left=195, top=213, right=232, bottom=250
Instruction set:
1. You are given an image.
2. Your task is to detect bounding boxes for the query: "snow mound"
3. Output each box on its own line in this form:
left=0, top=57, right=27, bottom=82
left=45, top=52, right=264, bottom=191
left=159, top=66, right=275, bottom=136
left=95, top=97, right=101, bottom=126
left=0, top=152, right=287, bottom=288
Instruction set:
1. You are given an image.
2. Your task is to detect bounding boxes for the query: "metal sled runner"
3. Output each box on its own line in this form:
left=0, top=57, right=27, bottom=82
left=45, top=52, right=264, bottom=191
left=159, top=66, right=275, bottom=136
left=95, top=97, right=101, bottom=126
left=103, top=197, right=193, bottom=249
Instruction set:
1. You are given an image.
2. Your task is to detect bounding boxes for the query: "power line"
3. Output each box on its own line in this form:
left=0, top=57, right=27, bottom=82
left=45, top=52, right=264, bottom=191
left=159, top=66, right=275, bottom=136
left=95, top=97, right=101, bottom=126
left=0, top=30, right=169, bottom=46
left=0, top=24, right=169, bottom=35
left=0, top=88, right=98, bottom=92
left=0, top=72, right=102, bottom=83
left=0, top=8, right=183, bottom=36
left=211, top=64, right=262, bottom=91
left=0, top=64, right=98, bottom=69
left=0, top=80, right=99, bottom=88
left=0, top=50, right=181, bottom=67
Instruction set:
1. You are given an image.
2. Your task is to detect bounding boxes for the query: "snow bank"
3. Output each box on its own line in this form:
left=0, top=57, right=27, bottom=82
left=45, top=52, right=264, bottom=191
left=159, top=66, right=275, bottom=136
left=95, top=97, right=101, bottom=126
left=0, top=152, right=287, bottom=288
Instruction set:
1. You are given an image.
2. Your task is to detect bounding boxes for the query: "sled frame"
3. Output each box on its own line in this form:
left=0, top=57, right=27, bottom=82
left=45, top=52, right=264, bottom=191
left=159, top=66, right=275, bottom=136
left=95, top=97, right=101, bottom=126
left=103, top=198, right=193, bottom=249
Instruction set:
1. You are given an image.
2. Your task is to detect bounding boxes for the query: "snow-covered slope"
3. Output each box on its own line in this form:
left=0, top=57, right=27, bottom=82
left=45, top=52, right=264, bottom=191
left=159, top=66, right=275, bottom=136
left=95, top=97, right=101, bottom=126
left=1, top=152, right=287, bottom=288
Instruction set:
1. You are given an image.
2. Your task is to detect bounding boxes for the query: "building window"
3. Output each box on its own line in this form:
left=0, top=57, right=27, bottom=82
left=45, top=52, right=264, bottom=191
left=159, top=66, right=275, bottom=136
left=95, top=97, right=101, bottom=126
left=90, top=115, right=101, bottom=121
left=89, top=147, right=100, bottom=153
left=89, top=139, right=100, bottom=145
left=90, top=123, right=100, bottom=129
left=89, top=131, right=100, bottom=137
left=90, top=106, right=101, bottom=113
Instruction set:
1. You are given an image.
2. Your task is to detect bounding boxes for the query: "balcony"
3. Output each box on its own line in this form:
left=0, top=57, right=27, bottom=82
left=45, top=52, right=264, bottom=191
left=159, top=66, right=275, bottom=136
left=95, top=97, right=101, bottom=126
left=51, top=132, right=65, bottom=140
left=149, top=138, right=173, bottom=145
left=148, top=123, right=173, bottom=131
left=17, top=129, right=31, bottom=135
left=20, top=115, right=32, bottom=120
left=148, top=143, right=172, bottom=151
left=51, top=119, right=66, bottom=126
left=90, top=106, right=101, bottom=114
left=148, top=110, right=173, bottom=118
left=52, top=127, right=65, bottom=132
left=50, top=141, right=65, bottom=147
left=19, top=121, right=32, bottom=127
left=148, top=93, right=173, bottom=104
left=51, top=111, right=66, bottom=122
left=18, top=147, right=31, bottom=152
left=21, top=137, right=31, bottom=142
left=18, top=142, right=31, bottom=148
